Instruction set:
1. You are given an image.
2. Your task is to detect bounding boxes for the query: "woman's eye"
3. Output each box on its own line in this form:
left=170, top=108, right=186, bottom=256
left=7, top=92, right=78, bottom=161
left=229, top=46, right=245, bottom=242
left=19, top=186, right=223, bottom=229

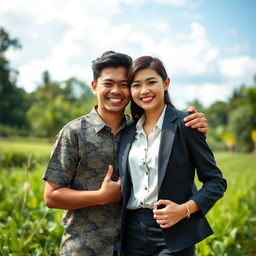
left=131, top=83, right=139, bottom=88
left=149, top=81, right=156, bottom=85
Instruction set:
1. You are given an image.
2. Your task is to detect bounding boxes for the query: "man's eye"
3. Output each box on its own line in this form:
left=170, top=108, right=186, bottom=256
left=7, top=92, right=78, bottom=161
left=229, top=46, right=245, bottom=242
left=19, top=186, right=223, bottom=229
left=121, top=83, right=128, bottom=87
left=103, top=83, right=112, bottom=86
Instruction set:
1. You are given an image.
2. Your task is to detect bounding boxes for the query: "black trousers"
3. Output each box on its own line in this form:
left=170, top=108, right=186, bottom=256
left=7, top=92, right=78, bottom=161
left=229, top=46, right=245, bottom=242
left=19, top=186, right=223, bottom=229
left=124, top=209, right=195, bottom=256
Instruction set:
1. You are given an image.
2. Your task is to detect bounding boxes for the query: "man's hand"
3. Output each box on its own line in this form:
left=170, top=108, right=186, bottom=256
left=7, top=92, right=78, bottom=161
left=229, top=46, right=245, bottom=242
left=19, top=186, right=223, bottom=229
left=184, top=106, right=208, bottom=135
left=98, top=165, right=122, bottom=205
left=153, top=200, right=187, bottom=229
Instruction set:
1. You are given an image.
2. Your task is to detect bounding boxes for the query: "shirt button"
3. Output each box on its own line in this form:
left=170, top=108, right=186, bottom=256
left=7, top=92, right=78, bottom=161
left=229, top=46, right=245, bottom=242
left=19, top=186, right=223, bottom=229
left=140, top=202, right=143, bottom=205
left=145, top=187, right=147, bottom=190
left=143, top=162, right=145, bottom=165
left=146, top=172, right=148, bottom=175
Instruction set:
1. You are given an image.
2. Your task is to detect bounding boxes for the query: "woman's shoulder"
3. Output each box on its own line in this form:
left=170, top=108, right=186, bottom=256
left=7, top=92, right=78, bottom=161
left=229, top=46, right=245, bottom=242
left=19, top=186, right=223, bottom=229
left=173, top=108, right=190, bottom=121
left=165, top=106, right=189, bottom=125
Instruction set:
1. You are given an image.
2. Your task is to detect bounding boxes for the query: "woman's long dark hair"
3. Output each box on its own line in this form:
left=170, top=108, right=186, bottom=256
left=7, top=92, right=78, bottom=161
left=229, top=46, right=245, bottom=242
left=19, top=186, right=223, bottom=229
left=127, top=56, right=175, bottom=120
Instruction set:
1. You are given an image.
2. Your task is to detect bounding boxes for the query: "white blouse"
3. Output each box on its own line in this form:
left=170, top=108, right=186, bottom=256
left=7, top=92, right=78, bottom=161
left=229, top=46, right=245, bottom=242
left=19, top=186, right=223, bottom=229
left=127, top=106, right=167, bottom=209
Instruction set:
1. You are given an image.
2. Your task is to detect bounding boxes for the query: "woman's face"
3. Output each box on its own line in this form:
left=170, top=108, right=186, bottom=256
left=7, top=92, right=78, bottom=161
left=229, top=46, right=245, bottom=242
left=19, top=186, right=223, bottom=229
left=130, top=68, right=170, bottom=113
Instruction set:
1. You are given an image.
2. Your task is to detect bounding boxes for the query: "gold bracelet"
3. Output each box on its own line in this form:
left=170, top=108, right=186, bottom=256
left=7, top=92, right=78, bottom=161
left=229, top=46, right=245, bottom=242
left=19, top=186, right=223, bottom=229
left=185, top=203, right=190, bottom=219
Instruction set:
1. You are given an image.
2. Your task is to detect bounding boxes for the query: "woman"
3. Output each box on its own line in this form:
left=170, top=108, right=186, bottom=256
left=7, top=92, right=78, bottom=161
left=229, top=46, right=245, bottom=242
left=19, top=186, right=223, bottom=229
left=118, top=56, right=227, bottom=256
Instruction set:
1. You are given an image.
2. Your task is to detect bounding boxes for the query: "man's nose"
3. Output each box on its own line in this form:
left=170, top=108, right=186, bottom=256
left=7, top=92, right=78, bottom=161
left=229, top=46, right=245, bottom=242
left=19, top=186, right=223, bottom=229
left=110, top=85, right=121, bottom=94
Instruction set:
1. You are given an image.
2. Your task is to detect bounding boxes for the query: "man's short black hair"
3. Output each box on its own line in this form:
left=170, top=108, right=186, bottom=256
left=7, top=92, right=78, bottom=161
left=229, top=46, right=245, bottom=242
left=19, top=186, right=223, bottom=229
left=92, top=51, right=133, bottom=81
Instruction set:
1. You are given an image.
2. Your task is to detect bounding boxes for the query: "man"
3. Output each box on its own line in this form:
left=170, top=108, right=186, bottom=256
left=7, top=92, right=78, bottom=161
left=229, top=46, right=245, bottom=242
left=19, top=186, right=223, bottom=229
left=43, top=51, right=208, bottom=256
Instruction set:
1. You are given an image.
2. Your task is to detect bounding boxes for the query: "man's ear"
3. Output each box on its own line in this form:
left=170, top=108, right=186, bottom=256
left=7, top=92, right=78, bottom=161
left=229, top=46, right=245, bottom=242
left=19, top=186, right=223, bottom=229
left=91, top=81, right=97, bottom=94
left=164, top=77, right=170, bottom=91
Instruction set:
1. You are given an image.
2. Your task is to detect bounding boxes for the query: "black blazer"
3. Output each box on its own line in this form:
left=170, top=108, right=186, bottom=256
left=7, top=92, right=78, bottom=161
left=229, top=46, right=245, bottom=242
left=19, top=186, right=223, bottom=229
left=118, top=105, right=227, bottom=253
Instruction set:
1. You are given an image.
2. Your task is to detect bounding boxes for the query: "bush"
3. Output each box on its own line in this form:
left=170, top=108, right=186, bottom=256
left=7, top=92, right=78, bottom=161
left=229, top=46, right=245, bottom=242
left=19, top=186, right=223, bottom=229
left=0, top=125, right=30, bottom=137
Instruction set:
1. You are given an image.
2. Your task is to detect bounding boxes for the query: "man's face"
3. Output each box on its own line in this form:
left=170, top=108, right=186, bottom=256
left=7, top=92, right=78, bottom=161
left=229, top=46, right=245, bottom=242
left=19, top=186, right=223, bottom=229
left=91, top=66, right=130, bottom=116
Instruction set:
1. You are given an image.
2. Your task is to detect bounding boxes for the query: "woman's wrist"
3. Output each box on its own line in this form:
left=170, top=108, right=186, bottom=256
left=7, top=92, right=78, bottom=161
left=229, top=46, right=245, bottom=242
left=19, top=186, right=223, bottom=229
left=179, top=203, right=189, bottom=219
left=184, top=202, right=190, bottom=218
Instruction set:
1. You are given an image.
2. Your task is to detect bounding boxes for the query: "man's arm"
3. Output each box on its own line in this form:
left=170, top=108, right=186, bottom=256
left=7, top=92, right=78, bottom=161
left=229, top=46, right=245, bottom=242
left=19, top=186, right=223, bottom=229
left=184, top=106, right=208, bottom=134
left=44, top=165, right=121, bottom=210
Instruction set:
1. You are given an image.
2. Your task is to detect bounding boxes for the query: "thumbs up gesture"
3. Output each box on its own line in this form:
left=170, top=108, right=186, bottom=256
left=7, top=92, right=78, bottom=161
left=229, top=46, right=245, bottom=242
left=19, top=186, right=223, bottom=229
left=98, top=165, right=121, bottom=205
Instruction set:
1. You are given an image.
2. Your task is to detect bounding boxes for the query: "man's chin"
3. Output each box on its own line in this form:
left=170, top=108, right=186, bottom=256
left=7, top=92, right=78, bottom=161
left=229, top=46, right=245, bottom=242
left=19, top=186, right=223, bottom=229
left=106, top=105, right=126, bottom=113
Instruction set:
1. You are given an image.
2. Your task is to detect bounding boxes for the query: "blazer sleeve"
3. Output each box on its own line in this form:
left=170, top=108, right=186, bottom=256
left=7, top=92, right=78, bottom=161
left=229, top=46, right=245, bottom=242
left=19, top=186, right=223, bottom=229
left=183, top=123, right=227, bottom=216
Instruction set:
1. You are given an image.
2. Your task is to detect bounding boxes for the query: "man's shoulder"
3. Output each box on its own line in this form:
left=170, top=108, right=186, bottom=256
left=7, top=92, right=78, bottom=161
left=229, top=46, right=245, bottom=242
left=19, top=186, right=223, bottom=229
left=62, top=113, right=93, bottom=132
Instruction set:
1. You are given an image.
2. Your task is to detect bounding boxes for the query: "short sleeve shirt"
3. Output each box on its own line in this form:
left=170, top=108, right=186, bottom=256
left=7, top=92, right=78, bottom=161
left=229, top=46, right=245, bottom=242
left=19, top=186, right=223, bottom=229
left=43, top=107, right=130, bottom=256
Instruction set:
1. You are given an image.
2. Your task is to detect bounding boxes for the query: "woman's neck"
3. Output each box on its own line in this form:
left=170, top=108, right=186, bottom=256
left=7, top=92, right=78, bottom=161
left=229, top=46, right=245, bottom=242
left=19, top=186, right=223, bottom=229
left=143, top=104, right=165, bottom=135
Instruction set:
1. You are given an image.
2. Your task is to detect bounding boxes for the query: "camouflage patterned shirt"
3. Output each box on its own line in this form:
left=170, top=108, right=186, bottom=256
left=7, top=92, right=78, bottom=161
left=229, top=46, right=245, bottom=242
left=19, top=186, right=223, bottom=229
left=43, top=107, right=129, bottom=256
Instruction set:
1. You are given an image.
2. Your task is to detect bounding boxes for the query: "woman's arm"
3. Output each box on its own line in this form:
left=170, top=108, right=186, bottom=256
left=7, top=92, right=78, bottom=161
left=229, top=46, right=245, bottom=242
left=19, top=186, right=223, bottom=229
left=183, top=124, right=227, bottom=215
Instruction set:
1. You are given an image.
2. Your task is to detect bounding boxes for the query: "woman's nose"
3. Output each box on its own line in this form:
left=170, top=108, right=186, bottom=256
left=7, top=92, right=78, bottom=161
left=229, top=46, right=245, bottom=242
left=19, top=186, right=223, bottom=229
left=140, top=85, right=150, bottom=94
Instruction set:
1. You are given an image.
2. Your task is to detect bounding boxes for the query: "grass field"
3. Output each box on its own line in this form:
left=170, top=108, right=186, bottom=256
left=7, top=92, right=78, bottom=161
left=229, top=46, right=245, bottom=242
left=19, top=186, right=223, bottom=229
left=0, top=138, right=255, bottom=255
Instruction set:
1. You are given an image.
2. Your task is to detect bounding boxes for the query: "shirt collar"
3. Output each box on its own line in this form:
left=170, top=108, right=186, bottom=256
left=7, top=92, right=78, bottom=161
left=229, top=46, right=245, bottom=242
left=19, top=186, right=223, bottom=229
left=156, top=105, right=167, bottom=130
left=88, top=106, right=128, bottom=133
left=136, top=105, right=167, bottom=132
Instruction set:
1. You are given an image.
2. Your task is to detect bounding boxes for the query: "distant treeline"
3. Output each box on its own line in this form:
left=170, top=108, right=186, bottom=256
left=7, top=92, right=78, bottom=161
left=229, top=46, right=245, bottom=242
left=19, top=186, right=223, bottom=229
left=0, top=27, right=256, bottom=152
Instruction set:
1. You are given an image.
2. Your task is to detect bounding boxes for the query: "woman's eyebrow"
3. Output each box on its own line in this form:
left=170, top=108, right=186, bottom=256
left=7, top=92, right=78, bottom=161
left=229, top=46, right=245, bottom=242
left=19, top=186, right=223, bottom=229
left=132, top=77, right=157, bottom=83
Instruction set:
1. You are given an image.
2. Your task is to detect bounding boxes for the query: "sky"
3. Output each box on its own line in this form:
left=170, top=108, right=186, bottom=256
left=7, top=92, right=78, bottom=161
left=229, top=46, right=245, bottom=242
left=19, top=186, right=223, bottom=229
left=1, top=0, right=256, bottom=108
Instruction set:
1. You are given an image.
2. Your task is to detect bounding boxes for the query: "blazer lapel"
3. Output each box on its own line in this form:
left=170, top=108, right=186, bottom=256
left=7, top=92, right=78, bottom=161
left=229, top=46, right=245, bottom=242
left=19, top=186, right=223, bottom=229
left=158, top=106, right=178, bottom=190
left=119, top=124, right=137, bottom=193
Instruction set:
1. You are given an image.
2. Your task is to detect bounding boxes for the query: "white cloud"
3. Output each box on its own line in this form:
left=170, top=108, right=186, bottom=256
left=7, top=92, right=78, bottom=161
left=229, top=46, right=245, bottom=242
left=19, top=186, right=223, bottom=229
left=1, top=0, right=255, bottom=108
left=133, top=22, right=219, bottom=77
left=182, top=11, right=204, bottom=20
left=171, top=82, right=231, bottom=108
left=122, top=0, right=201, bottom=8
left=225, top=42, right=251, bottom=55
left=218, top=56, right=256, bottom=83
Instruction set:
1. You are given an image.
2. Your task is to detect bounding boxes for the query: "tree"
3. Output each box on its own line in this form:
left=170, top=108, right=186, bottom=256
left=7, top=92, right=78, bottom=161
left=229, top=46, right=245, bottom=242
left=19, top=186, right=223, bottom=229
left=251, top=129, right=256, bottom=154
left=27, top=71, right=96, bottom=138
left=0, top=27, right=31, bottom=129
left=186, top=99, right=205, bottom=113
left=228, top=105, right=254, bottom=152
left=206, top=101, right=229, bottom=129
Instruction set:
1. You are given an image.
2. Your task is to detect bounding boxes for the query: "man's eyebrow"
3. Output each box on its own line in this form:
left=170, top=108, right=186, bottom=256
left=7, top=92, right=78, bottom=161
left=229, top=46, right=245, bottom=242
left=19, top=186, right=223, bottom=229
left=102, top=78, right=113, bottom=82
left=132, top=77, right=157, bottom=83
left=103, top=78, right=128, bottom=82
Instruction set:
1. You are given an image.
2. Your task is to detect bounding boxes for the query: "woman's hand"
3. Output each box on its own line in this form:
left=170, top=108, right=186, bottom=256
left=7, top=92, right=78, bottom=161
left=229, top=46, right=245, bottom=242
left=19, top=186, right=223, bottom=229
left=153, top=200, right=187, bottom=229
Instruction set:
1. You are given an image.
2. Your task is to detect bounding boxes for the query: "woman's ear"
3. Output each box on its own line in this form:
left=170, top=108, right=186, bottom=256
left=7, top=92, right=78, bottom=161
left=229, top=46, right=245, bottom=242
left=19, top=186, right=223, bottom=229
left=163, top=77, right=170, bottom=91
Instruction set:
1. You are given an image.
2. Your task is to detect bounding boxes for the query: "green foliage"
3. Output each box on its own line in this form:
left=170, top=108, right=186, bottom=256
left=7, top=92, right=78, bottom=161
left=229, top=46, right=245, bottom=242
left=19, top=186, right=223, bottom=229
left=0, top=139, right=255, bottom=255
left=185, top=82, right=256, bottom=153
left=0, top=166, right=63, bottom=255
left=228, top=105, right=254, bottom=152
left=186, top=99, right=205, bottom=113
left=0, top=139, right=62, bottom=255
left=0, top=124, right=30, bottom=137
left=0, top=137, right=51, bottom=168
left=0, top=27, right=31, bottom=129
left=26, top=72, right=96, bottom=138
left=206, top=101, right=229, bottom=129
left=196, top=152, right=256, bottom=256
